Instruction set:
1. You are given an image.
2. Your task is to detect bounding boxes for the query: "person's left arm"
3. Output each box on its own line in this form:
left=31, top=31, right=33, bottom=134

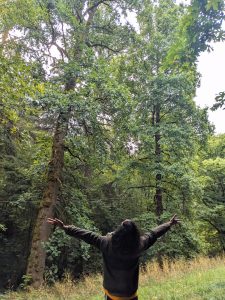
left=141, top=214, right=181, bottom=250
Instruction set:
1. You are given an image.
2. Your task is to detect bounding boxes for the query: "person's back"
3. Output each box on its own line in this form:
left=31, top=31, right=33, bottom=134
left=47, top=215, right=180, bottom=300
left=102, top=238, right=140, bottom=298
left=100, top=220, right=141, bottom=298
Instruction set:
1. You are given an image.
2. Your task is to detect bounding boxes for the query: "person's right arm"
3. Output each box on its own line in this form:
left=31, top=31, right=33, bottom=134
left=47, top=218, right=106, bottom=250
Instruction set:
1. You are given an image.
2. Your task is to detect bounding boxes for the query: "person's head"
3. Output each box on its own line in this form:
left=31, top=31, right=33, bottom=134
left=111, top=219, right=140, bottom=255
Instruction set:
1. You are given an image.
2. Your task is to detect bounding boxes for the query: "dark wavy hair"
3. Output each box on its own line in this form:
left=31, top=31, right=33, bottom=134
left=111, top=219, right=140, bottom=255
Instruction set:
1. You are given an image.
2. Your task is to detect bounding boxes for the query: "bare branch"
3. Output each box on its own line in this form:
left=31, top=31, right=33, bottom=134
left=52, top=41, right=68, bottom=59
left=47, top=7, right=68, bottom=59
left=61, top=21, right=68, bottom=54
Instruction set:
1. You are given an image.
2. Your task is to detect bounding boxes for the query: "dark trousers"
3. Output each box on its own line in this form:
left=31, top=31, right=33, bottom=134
left=105, top=296, right=138, bottom=300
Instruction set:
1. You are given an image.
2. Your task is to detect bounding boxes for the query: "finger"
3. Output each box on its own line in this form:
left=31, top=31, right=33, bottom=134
left=55, top=218, right=64, bottom=225
left=47, top=220, right=55, bottom=224
left=172, top=214, right=177, bottom=220
left=175, top=219, right=182, bottom=224
left=55, top=218, right=62, bottom=223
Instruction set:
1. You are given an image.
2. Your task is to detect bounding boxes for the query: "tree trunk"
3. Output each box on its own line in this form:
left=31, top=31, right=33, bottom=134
left=153, top=105, right=164, bottom=269
left=26, top=107, right=71, bottom=288
left=153, top=105, right=163, bottom=218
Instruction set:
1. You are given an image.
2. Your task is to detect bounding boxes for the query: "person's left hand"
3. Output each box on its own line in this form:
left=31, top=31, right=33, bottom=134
left=47, top=218, right=64, bottom=228
left=169, top=214, right=181, bottom=226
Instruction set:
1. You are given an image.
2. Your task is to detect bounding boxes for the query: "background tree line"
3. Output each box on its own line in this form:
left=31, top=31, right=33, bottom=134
left=0, top=0, right=224, bottom=290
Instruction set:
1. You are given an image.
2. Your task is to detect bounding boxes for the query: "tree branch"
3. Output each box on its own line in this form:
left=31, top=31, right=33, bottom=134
left=202, top=218, right=225, bottom=234
left=83, top=0, right=111, bottom=17
left=75, top=9, right=83, bottom=23
left=86, top=41, right=122, bottom=53
left=64, top=146, right=86, bottom=162
left=127, top=185, right=156, bottom=190
left=47, top=8, right=68, bottom=59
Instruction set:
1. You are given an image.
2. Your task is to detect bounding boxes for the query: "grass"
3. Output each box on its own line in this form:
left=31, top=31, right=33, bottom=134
left=2, top=256, right=225, bottom=300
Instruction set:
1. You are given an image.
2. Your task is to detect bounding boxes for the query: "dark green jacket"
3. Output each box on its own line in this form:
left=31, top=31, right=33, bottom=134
left=64, top=222, right=171, bottom=297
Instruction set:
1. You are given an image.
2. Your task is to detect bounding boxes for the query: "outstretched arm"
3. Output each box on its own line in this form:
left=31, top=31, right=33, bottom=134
left=142, top=214, right=181, bottom=250
left=151, top=214, right=181, bottom=237
left=47, top=218, right=105, bottom=249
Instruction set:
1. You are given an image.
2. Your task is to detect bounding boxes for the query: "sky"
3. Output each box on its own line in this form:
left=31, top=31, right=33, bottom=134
left=195, top=42, right=225, bottom=134
left=177, top=0, right=225, bottom=135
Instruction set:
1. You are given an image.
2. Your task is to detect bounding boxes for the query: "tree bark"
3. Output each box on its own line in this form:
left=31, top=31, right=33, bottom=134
left=26, top=105, right=72, bottom=288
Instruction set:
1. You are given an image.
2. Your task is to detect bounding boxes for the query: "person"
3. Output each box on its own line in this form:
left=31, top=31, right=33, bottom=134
left=47, top=214, right=180, bottom=300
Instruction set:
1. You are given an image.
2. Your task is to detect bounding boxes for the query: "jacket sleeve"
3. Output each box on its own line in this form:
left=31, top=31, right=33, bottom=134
left=141, top=221, right=171, bottom=251
left=63, top=225, right=105, bottom=250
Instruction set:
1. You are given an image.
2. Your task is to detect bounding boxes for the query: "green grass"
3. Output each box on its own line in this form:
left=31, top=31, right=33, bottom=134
left=2, top=257, right=225, bottom=300
left=138, top=265, right=225, bottom=300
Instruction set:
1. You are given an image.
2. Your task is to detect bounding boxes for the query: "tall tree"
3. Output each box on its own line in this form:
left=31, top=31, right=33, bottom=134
left=91, top=1, right=214, bottom=266
left=116, top=0, right=211, bottom=221
left=1, top=0, right=137, bottom=287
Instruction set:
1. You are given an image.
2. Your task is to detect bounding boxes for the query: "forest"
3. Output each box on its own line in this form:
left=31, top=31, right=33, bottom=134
left=0, top=0, right=225, bottom=294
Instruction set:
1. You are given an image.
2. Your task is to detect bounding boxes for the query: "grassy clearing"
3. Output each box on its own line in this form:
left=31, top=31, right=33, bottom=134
left=138, top=256, right=225, bottom=300
left=2, top=256, right=225, bottom=300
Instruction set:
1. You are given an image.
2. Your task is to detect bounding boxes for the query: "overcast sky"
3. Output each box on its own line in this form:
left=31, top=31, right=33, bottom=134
left=195, top=42, right=225, bottom=134
left=177, top=0, right=225, bottom=135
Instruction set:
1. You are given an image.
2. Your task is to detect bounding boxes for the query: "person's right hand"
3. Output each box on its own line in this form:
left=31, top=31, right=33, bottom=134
left=47, top=218, right=64, bottom=228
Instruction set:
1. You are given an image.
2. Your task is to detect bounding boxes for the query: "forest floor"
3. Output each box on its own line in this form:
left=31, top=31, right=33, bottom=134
left=2, top=256, right=225, bottom=300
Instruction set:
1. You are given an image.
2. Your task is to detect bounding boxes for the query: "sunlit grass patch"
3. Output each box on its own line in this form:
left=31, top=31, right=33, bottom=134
left=138, top=256, right=225, bottom=300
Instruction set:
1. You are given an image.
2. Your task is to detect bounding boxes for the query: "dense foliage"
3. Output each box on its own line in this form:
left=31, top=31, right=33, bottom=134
left=0, top=0, right=224, bottom=291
